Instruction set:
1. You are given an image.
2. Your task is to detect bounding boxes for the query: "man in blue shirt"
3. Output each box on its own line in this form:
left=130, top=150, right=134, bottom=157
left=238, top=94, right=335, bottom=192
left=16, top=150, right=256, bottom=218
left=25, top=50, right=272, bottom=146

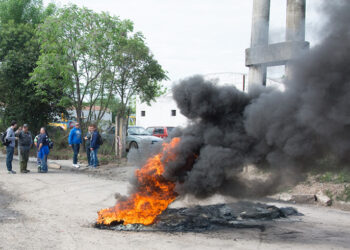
left=68, top=122, right=82, bottom=168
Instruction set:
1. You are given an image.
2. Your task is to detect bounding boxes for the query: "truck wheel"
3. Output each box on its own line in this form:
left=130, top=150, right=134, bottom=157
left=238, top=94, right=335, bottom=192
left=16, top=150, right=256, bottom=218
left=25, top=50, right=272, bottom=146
left=130, top=141, right=138, bottom=150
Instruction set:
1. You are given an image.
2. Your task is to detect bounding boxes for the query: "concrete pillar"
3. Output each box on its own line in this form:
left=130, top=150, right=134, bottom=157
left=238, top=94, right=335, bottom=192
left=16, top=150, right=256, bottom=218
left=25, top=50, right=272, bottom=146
left=286, top=0, right=306, bottom=80
left=286, top=0, right=306, bottom=42
left=249, top=66, right=267, bottom=87
left=251, top=0, right=271, bottom=46
left=248, top=0, right=270, bottom=86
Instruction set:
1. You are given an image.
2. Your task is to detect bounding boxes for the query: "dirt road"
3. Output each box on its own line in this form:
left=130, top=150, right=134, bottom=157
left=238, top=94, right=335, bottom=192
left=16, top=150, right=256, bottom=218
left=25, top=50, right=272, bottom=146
left=0, top=160, right=350, bottom=250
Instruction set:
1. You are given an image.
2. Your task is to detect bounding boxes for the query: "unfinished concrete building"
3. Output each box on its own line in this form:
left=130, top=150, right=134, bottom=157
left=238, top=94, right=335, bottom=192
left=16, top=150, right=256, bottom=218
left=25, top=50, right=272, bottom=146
left=246, top=0, right=309, bottom=86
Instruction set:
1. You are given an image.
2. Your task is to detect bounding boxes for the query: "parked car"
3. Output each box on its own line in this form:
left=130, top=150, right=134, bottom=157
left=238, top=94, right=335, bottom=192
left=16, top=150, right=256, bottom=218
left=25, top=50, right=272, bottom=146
left=146, top=126, right=175, bottom=138
left=102, top=126, right=162, bottom=151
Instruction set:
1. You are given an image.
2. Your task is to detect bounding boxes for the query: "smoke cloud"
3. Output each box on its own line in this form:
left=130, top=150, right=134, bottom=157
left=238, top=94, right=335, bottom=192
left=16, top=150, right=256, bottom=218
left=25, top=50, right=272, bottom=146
left=164, top=0, right=350, bottom=198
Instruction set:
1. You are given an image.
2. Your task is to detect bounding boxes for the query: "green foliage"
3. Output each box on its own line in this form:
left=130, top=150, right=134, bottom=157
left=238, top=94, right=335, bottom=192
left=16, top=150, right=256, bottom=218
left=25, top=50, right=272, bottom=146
left=335, top=170, right=350, bottom=183
left=107, top=96, right=135, bottom=123
left=98, top=141, right=115, bottom=156
left=316, top=170, right=350, bottom=184
left=317, top=172, right=334, bottom=183
left=48, top=127, right=69, bottom=150
left=33, top=4, right=168, bottom=118
left=336, top=185, right=350, bottom=202
left=110, top=32, right=168, bottom=117
left=0, top=1, right=64, bottom=132
left=0, top=0, right=44, bottom=24
left=31, top=4, right=168, bottom=157
left=31, top=5, right=134, bottom=126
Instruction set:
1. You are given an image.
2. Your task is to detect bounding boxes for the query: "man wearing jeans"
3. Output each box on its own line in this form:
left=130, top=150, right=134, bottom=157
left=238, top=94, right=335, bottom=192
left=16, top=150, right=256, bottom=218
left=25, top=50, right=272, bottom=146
left=5, top=120, right=18, bottom=174
left=90, top=124, right=100, bottom=168
left=68, top=123, right=82, bottom=168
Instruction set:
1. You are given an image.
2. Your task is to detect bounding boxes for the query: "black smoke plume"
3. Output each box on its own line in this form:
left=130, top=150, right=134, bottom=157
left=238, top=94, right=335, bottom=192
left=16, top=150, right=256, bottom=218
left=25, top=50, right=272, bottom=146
left=164, top=1, right=350, bottom=198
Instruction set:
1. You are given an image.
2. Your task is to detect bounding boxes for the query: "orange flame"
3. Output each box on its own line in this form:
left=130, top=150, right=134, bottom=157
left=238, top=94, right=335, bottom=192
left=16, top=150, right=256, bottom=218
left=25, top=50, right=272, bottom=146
left=97, top=137, right=180, bottom=226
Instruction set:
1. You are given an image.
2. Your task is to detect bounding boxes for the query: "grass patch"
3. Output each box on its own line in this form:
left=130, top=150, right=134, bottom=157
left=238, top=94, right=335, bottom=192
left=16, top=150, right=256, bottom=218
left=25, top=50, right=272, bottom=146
left=98, top=142, right=115, bottom=155
left=336, top=185, right=350, bottom=202
left=316, top=170, right=350, bottom=184
left=317, top=172, right=334, bottom=183
left=324, top=189, right=334, bottom=200
left=335, top=170, right=350, bottom=184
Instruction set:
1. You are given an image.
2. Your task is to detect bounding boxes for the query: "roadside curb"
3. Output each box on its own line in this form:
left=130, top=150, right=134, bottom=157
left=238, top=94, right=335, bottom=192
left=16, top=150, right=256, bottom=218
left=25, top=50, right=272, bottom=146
left=0, top=152, right=72, bottom=169
left=268, top=192, right=350, bottom=211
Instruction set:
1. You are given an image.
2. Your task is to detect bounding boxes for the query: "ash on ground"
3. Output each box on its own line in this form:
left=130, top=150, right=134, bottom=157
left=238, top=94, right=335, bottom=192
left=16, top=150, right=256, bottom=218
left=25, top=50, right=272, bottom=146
left=95, top=201, right=302, bottom=232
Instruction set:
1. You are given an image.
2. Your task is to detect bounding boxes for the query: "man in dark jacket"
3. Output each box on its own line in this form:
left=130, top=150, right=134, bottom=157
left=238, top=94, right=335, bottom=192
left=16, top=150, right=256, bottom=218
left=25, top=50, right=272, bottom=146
left=84, top=125, right=93, bottom=167
left=90, top=124, right=100, bottom=168
left=15, top=124, right=33, bottom=173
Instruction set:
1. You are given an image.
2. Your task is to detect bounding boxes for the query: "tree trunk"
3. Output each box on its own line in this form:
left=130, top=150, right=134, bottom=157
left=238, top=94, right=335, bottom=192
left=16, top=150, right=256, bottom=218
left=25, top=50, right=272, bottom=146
left=115, top=115, right=127, bottom=158
left=115, top=115, right=120, bottom=158
left=76, top=106, right=82, bottom=126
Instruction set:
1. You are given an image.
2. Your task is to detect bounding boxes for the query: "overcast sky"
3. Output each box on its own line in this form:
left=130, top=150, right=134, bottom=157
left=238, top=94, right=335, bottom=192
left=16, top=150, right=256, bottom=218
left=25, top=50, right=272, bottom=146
left=43, top=0, right=324, bottom=84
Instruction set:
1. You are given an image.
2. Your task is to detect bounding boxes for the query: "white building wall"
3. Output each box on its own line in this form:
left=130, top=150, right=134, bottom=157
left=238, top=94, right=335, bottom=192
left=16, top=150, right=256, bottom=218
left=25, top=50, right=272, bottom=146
left=136, top=94, right=188, bottom=128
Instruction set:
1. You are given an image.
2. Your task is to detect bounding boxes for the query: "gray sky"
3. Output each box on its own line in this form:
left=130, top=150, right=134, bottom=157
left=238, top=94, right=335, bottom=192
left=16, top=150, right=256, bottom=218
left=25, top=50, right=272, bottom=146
left=43, top=0, right=324, bottom=84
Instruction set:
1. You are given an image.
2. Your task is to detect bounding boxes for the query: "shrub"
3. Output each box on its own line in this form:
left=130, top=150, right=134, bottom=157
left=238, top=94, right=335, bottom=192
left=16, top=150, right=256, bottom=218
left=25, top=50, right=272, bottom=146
left=317, top=172, right=334, bottom=183
left=336, top=185, right=350, bottom=202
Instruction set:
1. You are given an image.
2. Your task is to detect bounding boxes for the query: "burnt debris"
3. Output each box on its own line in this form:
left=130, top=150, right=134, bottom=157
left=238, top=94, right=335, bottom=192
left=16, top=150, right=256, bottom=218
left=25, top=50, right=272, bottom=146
left=95, top=202, right=301, bottom=232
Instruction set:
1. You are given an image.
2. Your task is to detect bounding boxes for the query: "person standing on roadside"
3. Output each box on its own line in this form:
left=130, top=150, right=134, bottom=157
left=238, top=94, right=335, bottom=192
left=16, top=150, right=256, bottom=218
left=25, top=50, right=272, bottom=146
left=5, top=120, right=18, bottom=174
left=15, top=124, right=33, bottom=173
left=68, top=122, right=82, bottom=168
left=84, top=125, right=93, bottom=167
left=34, top=134, right=41, bottom=168
left=37, top=127, right=50, bottom=173
left=90, top=124, right=100, bottom=168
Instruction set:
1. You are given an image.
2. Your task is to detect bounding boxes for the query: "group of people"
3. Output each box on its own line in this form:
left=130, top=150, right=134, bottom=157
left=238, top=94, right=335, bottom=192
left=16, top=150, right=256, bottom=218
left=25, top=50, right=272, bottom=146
left=68, top=123, right=101, bottom=168
left=5, top=120, right=50, bottom=174
left=4, top=120, right=101, bottom=174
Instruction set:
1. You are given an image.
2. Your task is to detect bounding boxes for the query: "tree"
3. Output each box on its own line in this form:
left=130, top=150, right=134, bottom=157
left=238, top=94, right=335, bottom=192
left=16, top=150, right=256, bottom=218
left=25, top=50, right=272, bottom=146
left=0, top=0, right=51, bottom=25
left=108, top=33, right=168, bottom=157
left=32, top=5, right=168, bottom=157
left=0, top=0, right=63, bottom=132
left=31, top=5, right=133, bottom=127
